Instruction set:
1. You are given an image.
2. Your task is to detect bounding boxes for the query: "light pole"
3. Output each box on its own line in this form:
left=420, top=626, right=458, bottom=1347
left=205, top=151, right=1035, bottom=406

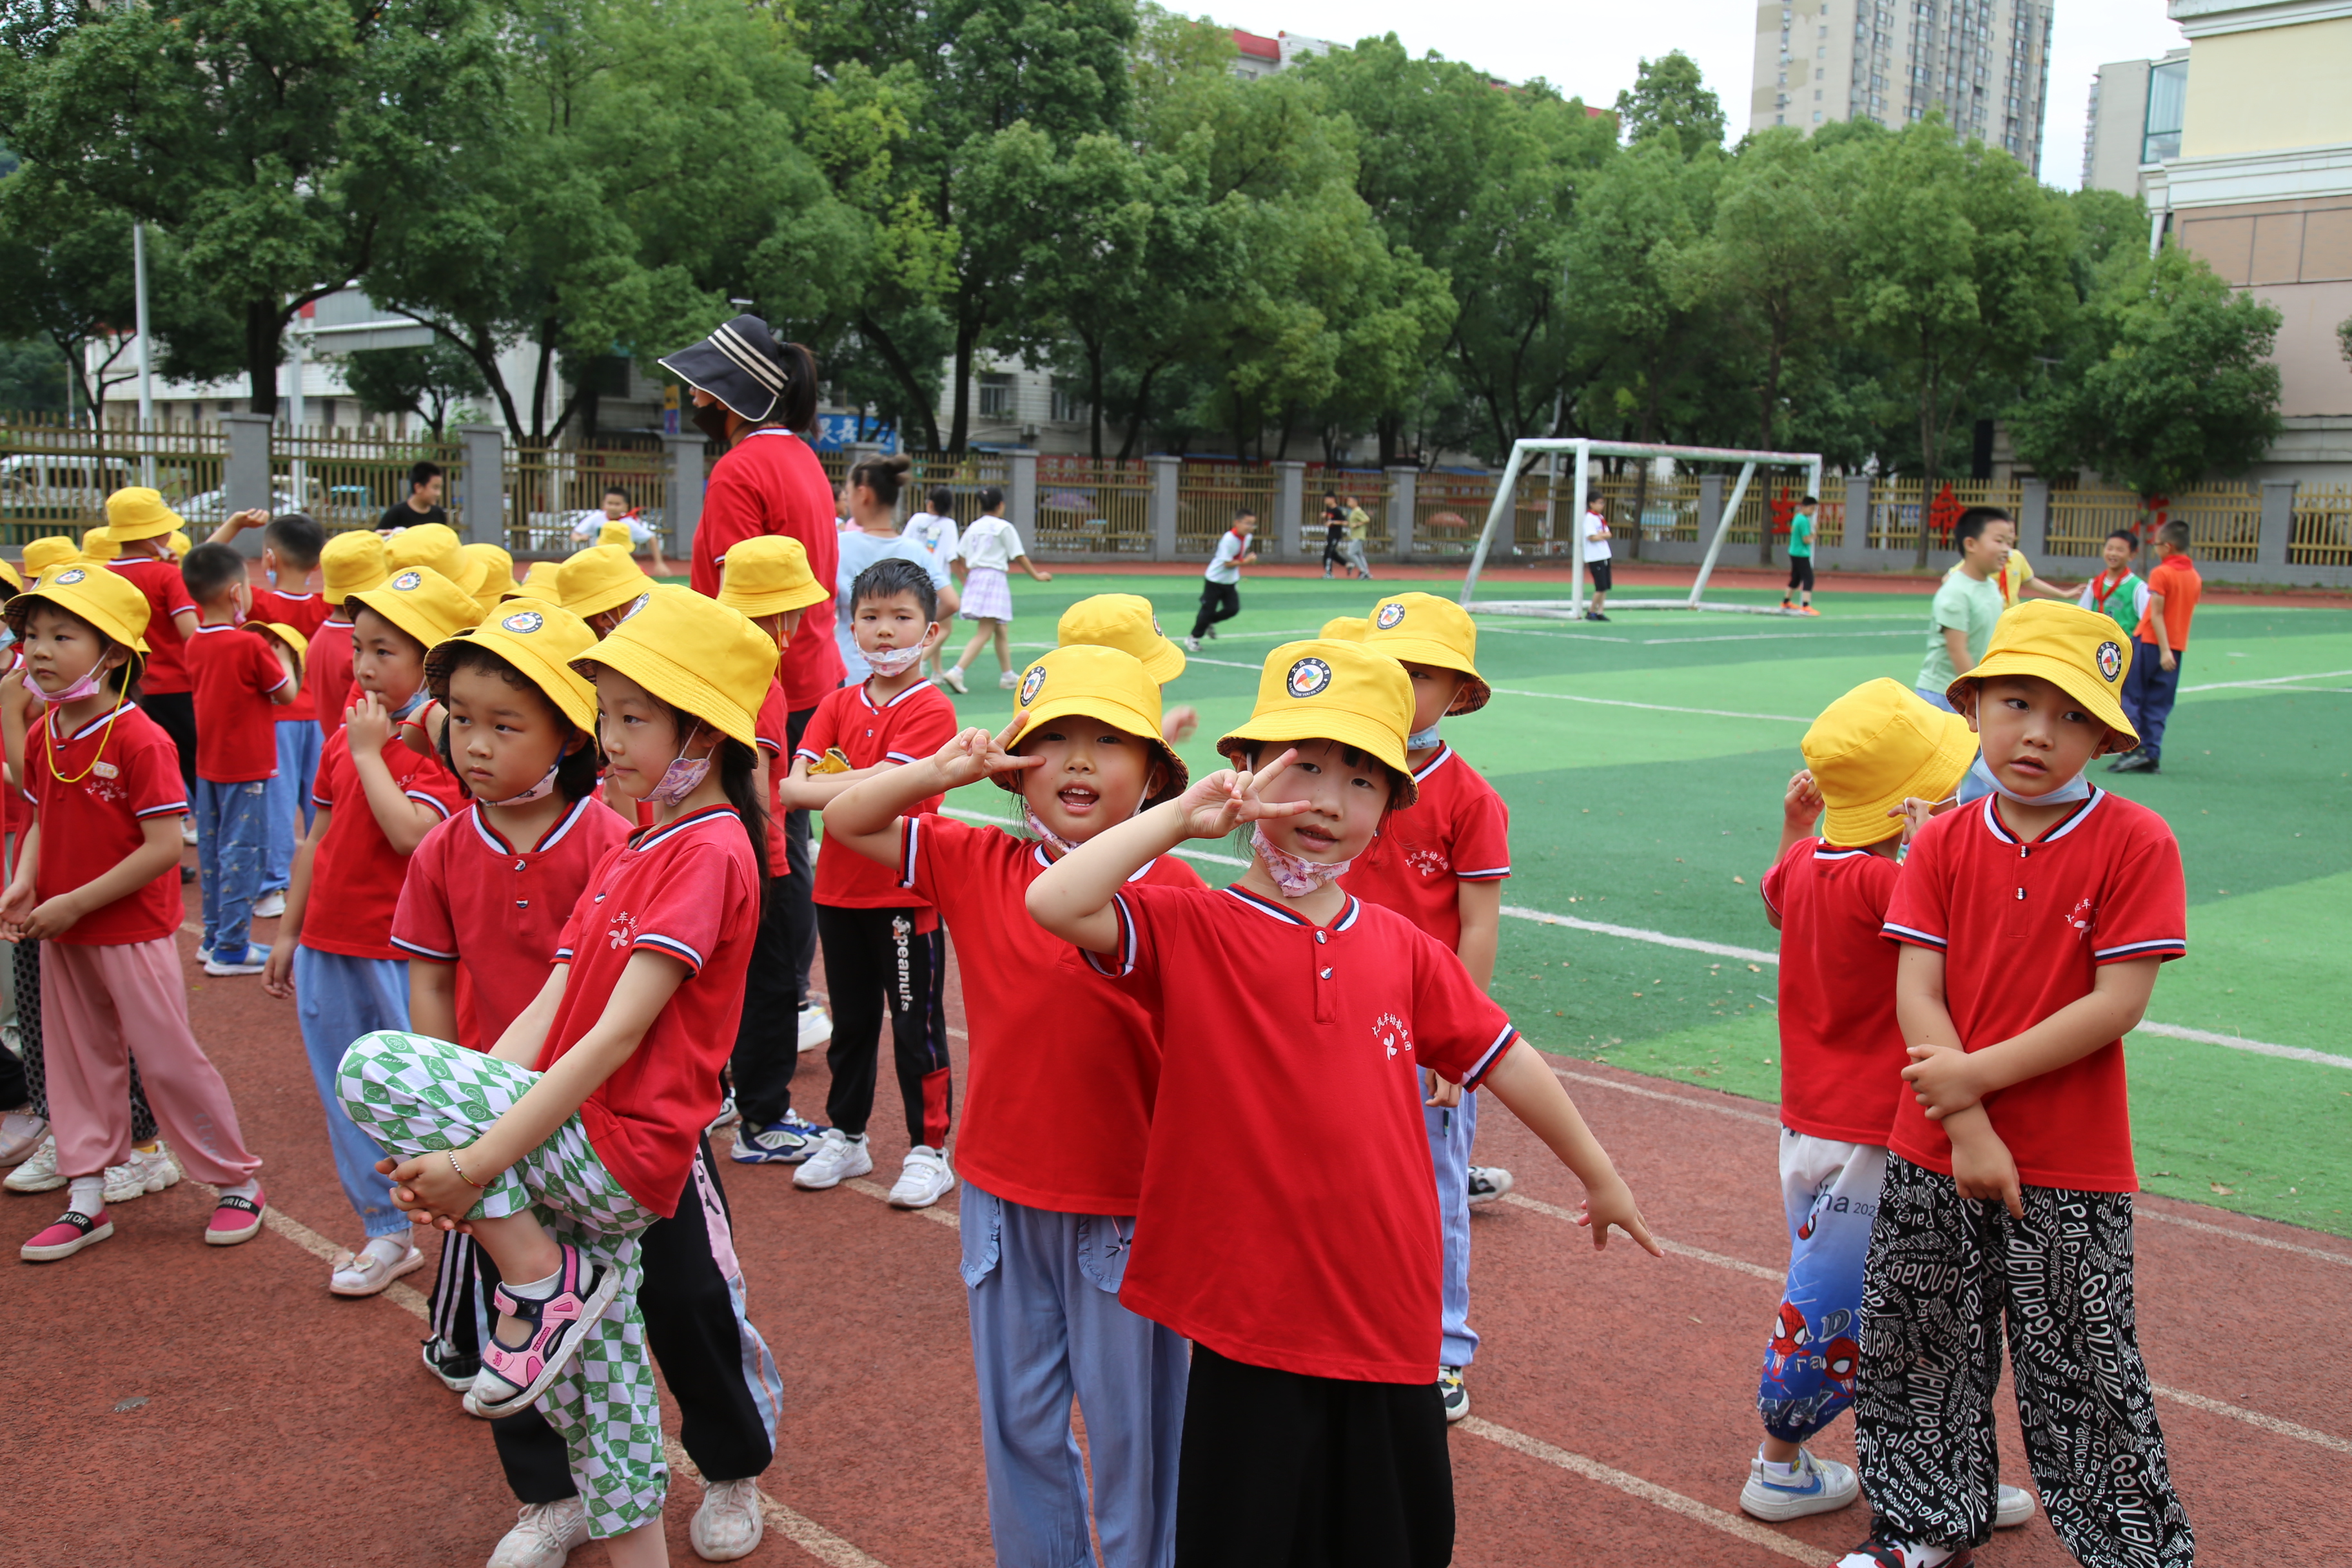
left=132, top=220, right=156, bottom=485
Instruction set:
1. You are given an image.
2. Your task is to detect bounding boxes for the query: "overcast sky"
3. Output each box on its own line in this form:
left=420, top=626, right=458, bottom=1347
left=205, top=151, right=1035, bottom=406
left=1231, top=0, right=2186, bottom=188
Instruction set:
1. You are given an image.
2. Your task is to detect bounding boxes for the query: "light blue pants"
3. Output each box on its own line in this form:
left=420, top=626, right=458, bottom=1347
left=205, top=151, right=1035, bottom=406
left=961, top=1180, right=1186, bottom=1568
left=1916, top=686, right=1959, bottom=714
left=264, top=718, right=323, bottom=894
left=195, top=777, right=270, bottom=962
left=292, top=945, right=411, bottom=1239
left=1428, top=1093, right=1478, bottom=1367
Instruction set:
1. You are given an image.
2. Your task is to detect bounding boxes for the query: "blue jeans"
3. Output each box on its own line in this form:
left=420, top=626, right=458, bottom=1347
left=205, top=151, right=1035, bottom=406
left=264, top=718, right=323, bottom=893
left=291, top=945, right=411, bottom=1239
left=1915, top=686, right=1959, bottom=714
left=962, top=1180, right=1186, bottom=1568
left=2120, top=642, right=2184, bottom=760
left=195, top=777, right=270, bottom=961
left=1427, top=1093, right=1478, bottom=1367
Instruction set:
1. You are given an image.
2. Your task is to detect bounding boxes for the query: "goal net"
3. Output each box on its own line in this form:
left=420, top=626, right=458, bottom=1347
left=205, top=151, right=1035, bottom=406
left=1456, top=438, right=1824, bottom=619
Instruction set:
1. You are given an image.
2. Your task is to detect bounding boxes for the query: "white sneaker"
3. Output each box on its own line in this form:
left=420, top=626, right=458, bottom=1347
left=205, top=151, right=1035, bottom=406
left=0, top=1109, right=47, bottom=1166
left=203, top=950, right=268, bottom=976
left=487, top=1496, right=589, bottom=1568
left=4, top=1135, right=62, bottom=1193
left=101, top=1144, right=181, bottom=1205
left=997, top=669, right=1020, bottom=689
left=1183, top=634, right=1200, bottom=652
left=1438, top=1365, right=1469, bottom=1423
left=1996, top=1482, right=2035, bottom=1528
left=941, top=665, right=968, bottom=694
left=691, top=1477, right=765, bottom=1562
left=1465, top=1165, right=1514, bottom=1205
left=797, top=1004, right=832, bottom=1054
left=1739, top=1446, right=1860, bottom=1521
left=888, top=1145, right=955, bottom=1209
left=181, top=819, right=198, bottom=847
left=253, top=890, right=286, bottom=919
left=792, top=1128, right=872, bottom=1190
left=706, top=1093, right=739, bottom=1132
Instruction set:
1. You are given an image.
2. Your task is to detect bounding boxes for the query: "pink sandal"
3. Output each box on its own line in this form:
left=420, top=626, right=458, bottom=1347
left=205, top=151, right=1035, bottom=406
left=464, top=1244, right=623, bottom=1418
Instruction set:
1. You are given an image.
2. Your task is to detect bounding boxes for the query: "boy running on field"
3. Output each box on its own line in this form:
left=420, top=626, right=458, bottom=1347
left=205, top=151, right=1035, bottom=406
left=2107, top=520, right=2200, bottom=777
left=1184, top=511, right=1256, bottom=652
left=1843, top=600, right=2194, bottom=1568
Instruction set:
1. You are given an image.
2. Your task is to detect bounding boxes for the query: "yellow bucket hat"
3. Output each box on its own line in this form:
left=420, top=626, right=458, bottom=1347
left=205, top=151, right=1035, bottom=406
left=242, top=620, right=311, bottom=683
left=558, top=545, right=651, bottom=620
left=1949, top=600, right=2139, bottom=749
left=1802, top=678, right=1977, bottom=848
left=386, top=522, right=462, bottom=575
left=426, top=597, right=602, bottom=735
left=598, top=519, right=634, bottom=549
left=571, top=584, right=775, bottom=749
left=103, top=486, right=183, bottom=543
left=168, top=529, right=193, bottom=558
left=458, top=542, right=516, bottom=610
left=1362, top=592, right=1489, bottom=714
left=1217, top=638, right=1418, bottom=806
left=718, top=536, right=830, bottom=619
left=1055, top=594, right=1186, bottom=683
left=1318, top=615, right=1367, bottom=642
left=0, top=559, right=19, bottom=595
left=1000, top=645, right=1190, bottom=808
left=321, top=530, right=390, bottom=608
left=21, top=537, right=79, bottom=582
left=507, top=560, right=564, bottom=601
left=349, top=567, right=481, bottom=654
left=6, top=562, right=152, bottom=652
left=79, top=527, right=121, bottom=562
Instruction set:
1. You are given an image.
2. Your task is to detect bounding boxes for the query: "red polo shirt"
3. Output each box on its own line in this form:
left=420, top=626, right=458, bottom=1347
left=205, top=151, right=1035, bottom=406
left=3, top=647, right=34, bottom=844
left=24, top=701, right=188, bottom=945
left=304, top=730, right=466, bottom=961
left=902, top=817, right=1203, bottom=1214
left=752, top=678, right=790, bottom=877
left=1761, top=839, right=1908, bottom=1146
left=249, top=587, right=332, bottom=723
left=797, top=679, right=957, bottom=910
left=691, top=428, right=845, bottom=710
left=544, top=803, right=761, bottom=1217
left=392, top=795, right=631, bottom=1046
left=1882, top=790, right=2186, bottom=1192
left=309, top=618, right=357, bottom=738
left=1088, top=883, right=1519, bottom=1382
left=185, top=623, right=290, bottom=783
left=1339, top=743, right=1511, bottom=951
left=106, top=556, right=195, bottom=695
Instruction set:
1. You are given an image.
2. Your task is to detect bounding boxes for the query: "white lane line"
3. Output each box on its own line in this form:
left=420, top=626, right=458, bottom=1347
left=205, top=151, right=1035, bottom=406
left=1637, top=630, right=1920, bottom=645
left=2139, top=1207, right=2352, bottom=1268
left=1455, top=1417, right=1815, bottom=1562
left=2184, top=667, right=2352, bottom=692
left=2132, top=1021, right=2351, bottom=1070
left=1555, top=1066, right=1782, bottom=1129
left=665, top=1442, right=894, bottom=1567
left=1502, top=904, right=1782, bottom=965
left=1500, top=1190, right=1781, bottom=1281
left=1487, top=689, right=1812, bottom=723
left=845, top=1176, right=961, bottom=1231
left=215, top=1184, right=435, bottom=1318
left=2149, top=1386, right=2352, bottom=1456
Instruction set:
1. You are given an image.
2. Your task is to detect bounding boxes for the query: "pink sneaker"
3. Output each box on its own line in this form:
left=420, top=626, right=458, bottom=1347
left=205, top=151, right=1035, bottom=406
left=21, top=1207, right=113, bottom=1262
left=463, top=1243, right=623, bottom=1418
left=206, top=1190, right=266, bottom=1246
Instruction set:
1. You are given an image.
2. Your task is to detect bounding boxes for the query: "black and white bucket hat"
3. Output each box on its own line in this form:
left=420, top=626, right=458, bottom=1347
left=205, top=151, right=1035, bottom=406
left=658, top=314, right=796, bottom=422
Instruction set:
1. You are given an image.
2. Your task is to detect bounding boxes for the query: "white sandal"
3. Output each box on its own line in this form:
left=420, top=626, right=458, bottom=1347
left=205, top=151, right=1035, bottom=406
left=329, top=1240, right=425, bottom=1297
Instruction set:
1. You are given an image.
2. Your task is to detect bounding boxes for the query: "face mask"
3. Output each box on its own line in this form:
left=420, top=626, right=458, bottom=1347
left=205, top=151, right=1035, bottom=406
left=864, top=642, right=925, bottom=678
left=644, top=723, right=711, bottom=805
left=1251, top=823, right=1351, bottom=898
left=390, top=689, right=428, bottom=721
left=489, top=760, right=560, bottom=807
left=45, top=647, right=113, bottom=705
left=1961, top=752, right=2093, bottom=810
left=1023, top=805, right=1079, bottom=857
left=1406, top=721, right=1442, bottom=750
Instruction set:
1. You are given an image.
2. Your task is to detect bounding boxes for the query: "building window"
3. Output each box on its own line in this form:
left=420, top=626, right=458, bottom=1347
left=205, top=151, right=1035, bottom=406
left=2141, top=57, right=2186, bottom=164
left=1050, top=379, right=1084, bottom=424
left=977, top=373, right=1015, bottom=420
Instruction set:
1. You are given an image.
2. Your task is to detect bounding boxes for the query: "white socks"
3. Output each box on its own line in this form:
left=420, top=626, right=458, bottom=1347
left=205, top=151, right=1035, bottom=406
left=68, top=1175, right=104, bottom=1217
left=505, top=1266, right=562, bottom=1303
left=219, top=1179, right=260, bottom=1202
left=360, top=1234, right=409, bottom=1268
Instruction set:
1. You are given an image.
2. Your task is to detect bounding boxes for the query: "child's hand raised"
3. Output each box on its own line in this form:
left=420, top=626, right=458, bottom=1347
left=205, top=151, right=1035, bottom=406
left=1171, top=750, right=1311, bottom=841
left=344, top=691, right=395, bottom=756
left=1572, top=1171, right=1664, bottom=1257
left=1900, top=1041, right=1986, bottom=1119
left=1782, top=768, right=1822, bottom=826
left=928, top=718, right=1045, bottom=790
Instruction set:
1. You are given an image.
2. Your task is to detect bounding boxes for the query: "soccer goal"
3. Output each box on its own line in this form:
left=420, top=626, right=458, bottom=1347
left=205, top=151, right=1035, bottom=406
left=1456, top=438, right=1824, bottom=620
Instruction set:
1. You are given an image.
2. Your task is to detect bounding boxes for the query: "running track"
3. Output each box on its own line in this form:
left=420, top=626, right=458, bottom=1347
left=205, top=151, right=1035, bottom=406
left=15, top=879, right=2347, bottom=1565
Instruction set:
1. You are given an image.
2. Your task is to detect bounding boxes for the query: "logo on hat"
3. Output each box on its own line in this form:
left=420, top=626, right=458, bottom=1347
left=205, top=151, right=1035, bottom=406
left=1285, top=657, right=1333, bottom=699
left=502, top=610, right=545, bottom=636
left=53, top=567, right=87, bottom=587
left=2096, top=640, right=2124, bottom=682
left=1019, top=665, right=1048, bottom=706
left=392, top=570, right=423, bottom=591
left=1375, top=602, right=1406, bottom=631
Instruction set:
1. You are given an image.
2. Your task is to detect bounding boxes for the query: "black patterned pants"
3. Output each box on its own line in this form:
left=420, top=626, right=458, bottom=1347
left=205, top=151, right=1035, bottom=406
left=3, top=937, right=158, bottom=1142
left=1854, top=1155, right=2193, bottom=1567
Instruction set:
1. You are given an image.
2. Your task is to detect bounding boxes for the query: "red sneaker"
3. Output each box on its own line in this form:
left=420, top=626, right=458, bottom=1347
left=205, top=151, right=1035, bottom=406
left=206, top=1189, right=267, bottom=1246
left=21, top=1207, right=113, bottom=1262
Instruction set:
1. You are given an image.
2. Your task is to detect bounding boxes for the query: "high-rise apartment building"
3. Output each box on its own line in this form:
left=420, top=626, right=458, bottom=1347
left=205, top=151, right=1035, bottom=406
left=1747, top=0, right=2054, bottom=173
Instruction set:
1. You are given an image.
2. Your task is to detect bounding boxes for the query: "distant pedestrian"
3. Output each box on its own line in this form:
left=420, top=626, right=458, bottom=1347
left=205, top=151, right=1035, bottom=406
left=943, top=488, right=1050, bottom=692
left=2109, top=520, right=2201, bottom=775
left=1343, top=495, right=1375, bottom=581
left=1582, top=497, right=1614, bottom=622
left=1781, top=495, right=1819, bottom=616
left=1186, top=510, right=1257, bottom=651
left=378, top=460, right=447, bottom=532
left=1320, top=493, right=1348, bottom=578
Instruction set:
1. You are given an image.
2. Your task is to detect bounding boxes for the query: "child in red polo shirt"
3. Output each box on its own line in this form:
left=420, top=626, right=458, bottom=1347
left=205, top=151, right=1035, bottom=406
left=263, top=566, right=472, bottom=1297
left=827, top=643, right=1202, bottom=1567
left=1845, top=602, right=2194, bottom=1568
left=3, top=565, right=266, bottom=1264
left=95, top=490, right=202, bottom=803
left=308, top=530, right=389, bottom=741
left=778, top=557, right=959, bottom=1206
left=179, top=544, right=300, bottom=977
left=340, top=585, right=772, bottom=1556
left=212, top=508, right=331, bottom=916
left=1336, top=594, right=1512, bottom=1426
left=2108, top=518, right=2203, bottom=776
left=1030, top=638, right=1658, bottom=1568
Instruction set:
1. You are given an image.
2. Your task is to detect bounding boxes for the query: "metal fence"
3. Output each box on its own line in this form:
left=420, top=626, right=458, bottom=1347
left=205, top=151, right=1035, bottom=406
left=1320, top=470, right=1393, bottom=556
left=1034, top=458, right=1153, bottom=556
left=1865, top=479, right=2023, bottom=554
left=270, top=426, right=463, bottom=537
left=1178, top=464, right=1279, bottom=556
left=2290, top=487, right=2352, bottom=569
left=2045, top=483, right=2261, bottom=564
left=906, top=451, right=1011, bottom=529
left=503, top=440, right=669, bottom=556
left=1410, top=470, right=1502, bottom=557
left=0, top=413, right=227, bottom=547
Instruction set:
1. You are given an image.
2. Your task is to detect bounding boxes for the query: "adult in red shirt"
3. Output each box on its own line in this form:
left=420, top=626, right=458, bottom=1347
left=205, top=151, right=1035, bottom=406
left=660, top=313, right=843, bottom=1020
left=96, top=490, right=201, bottom=796
left=2110, top=518, right=2203, bottom=776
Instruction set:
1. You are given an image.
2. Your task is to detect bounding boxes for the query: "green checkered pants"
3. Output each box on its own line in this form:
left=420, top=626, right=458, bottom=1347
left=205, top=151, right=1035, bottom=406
left=336, top=1031, right=666, bottom=1539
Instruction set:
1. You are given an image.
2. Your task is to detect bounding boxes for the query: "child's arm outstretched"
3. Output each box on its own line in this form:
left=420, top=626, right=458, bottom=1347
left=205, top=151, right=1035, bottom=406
left=344, top=693, right=444, bottom=855
left=776, top=754, right=908, bottom=812
left=823, top=718, right=1042, bottom=867
left=1898, top=945, right=2161, bottom=1119
left=1010, top=552, right=1052, bottom=583
left=1028, top=756, right=1309, bottom=953
left=1478, top=1043, right=1662, bottom=1255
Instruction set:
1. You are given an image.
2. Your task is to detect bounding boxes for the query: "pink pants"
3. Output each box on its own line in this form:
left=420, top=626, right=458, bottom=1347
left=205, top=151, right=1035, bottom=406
left=41, top=937, right=261, bottom=1184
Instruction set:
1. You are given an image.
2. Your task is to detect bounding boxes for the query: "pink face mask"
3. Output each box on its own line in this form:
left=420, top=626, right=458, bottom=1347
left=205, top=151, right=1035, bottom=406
left=1251, top=823, right=1351, bottom=897
left=44, top=649, right=113, bottom=705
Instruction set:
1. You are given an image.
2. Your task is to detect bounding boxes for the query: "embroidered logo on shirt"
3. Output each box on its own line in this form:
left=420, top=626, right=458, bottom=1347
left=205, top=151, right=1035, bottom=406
left=2068, top=894, right=2095, bottom=940
left=1019, top=665, right=1047, bottom=706
left=1376, top=602, right=1406, bottom=630
left=1286, top=658, right=1332, bottom=699
left=1406, top=845, right=1450, bottom=878
left=606, top=908, right=639, bottom=950
left=502, top=610, right=545, bottom=635
left=1373, top=1010, right=1413, bottom=1062
left=2096, top=640, right=2124, bottom=682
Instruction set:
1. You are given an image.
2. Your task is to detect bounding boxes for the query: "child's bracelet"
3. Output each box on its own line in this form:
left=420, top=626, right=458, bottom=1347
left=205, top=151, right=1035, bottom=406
left=447, top=1149, right=488, bottom=1189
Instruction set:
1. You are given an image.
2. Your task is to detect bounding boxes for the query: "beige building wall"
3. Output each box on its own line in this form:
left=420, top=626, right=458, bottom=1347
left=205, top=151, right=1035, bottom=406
left=2179, top=16, right=2352, bottom=157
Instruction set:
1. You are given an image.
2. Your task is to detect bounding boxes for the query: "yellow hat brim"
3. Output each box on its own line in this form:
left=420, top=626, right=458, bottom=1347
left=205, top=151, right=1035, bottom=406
left=1134, top=636, right=1186, bottom=683
left=719, top=578, right=832, bottom=618
left=1817, top=707, right=1977, bottom=848
left=1361, top=634, right=1490, bottom=714
left=6, top=582, right=151, bottom=655
left=1216, top=712, right=1418, bottom=808
left=568, top=575, right=650, bottom=620
left=1949, top=649, right=2139, bottom=752
left=0, top=561, right=21, bottom=594
left=990, top=693, right=1190, bottom=808
left=573, top=638, right=757, bottom=750
left=429, top=630, right=600, bottom=736
left=243, top=621, right=310, bottom=678
left=349, top=585, right=473, bottom=657
left=103, top=511, right=181, bottom=543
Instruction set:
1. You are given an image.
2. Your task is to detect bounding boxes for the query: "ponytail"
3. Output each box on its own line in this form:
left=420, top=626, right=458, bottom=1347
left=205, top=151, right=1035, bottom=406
left=714, top=737, right=768, bottom=870
left=850, top=453, right=914, bottom=510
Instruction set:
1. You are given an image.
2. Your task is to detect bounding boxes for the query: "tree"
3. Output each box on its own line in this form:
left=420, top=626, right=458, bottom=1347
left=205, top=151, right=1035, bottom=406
left=0, top=0, right=503, bottom=415
left=0, top=337, right=66, bottom=413
left=1615, top=52, right=1725, bottom=160
left=338, top=343, right=490, bottom=437
left=1841, top=118, right=2075, bottom=562
left=2007, top=243, right=2283, bottom=497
